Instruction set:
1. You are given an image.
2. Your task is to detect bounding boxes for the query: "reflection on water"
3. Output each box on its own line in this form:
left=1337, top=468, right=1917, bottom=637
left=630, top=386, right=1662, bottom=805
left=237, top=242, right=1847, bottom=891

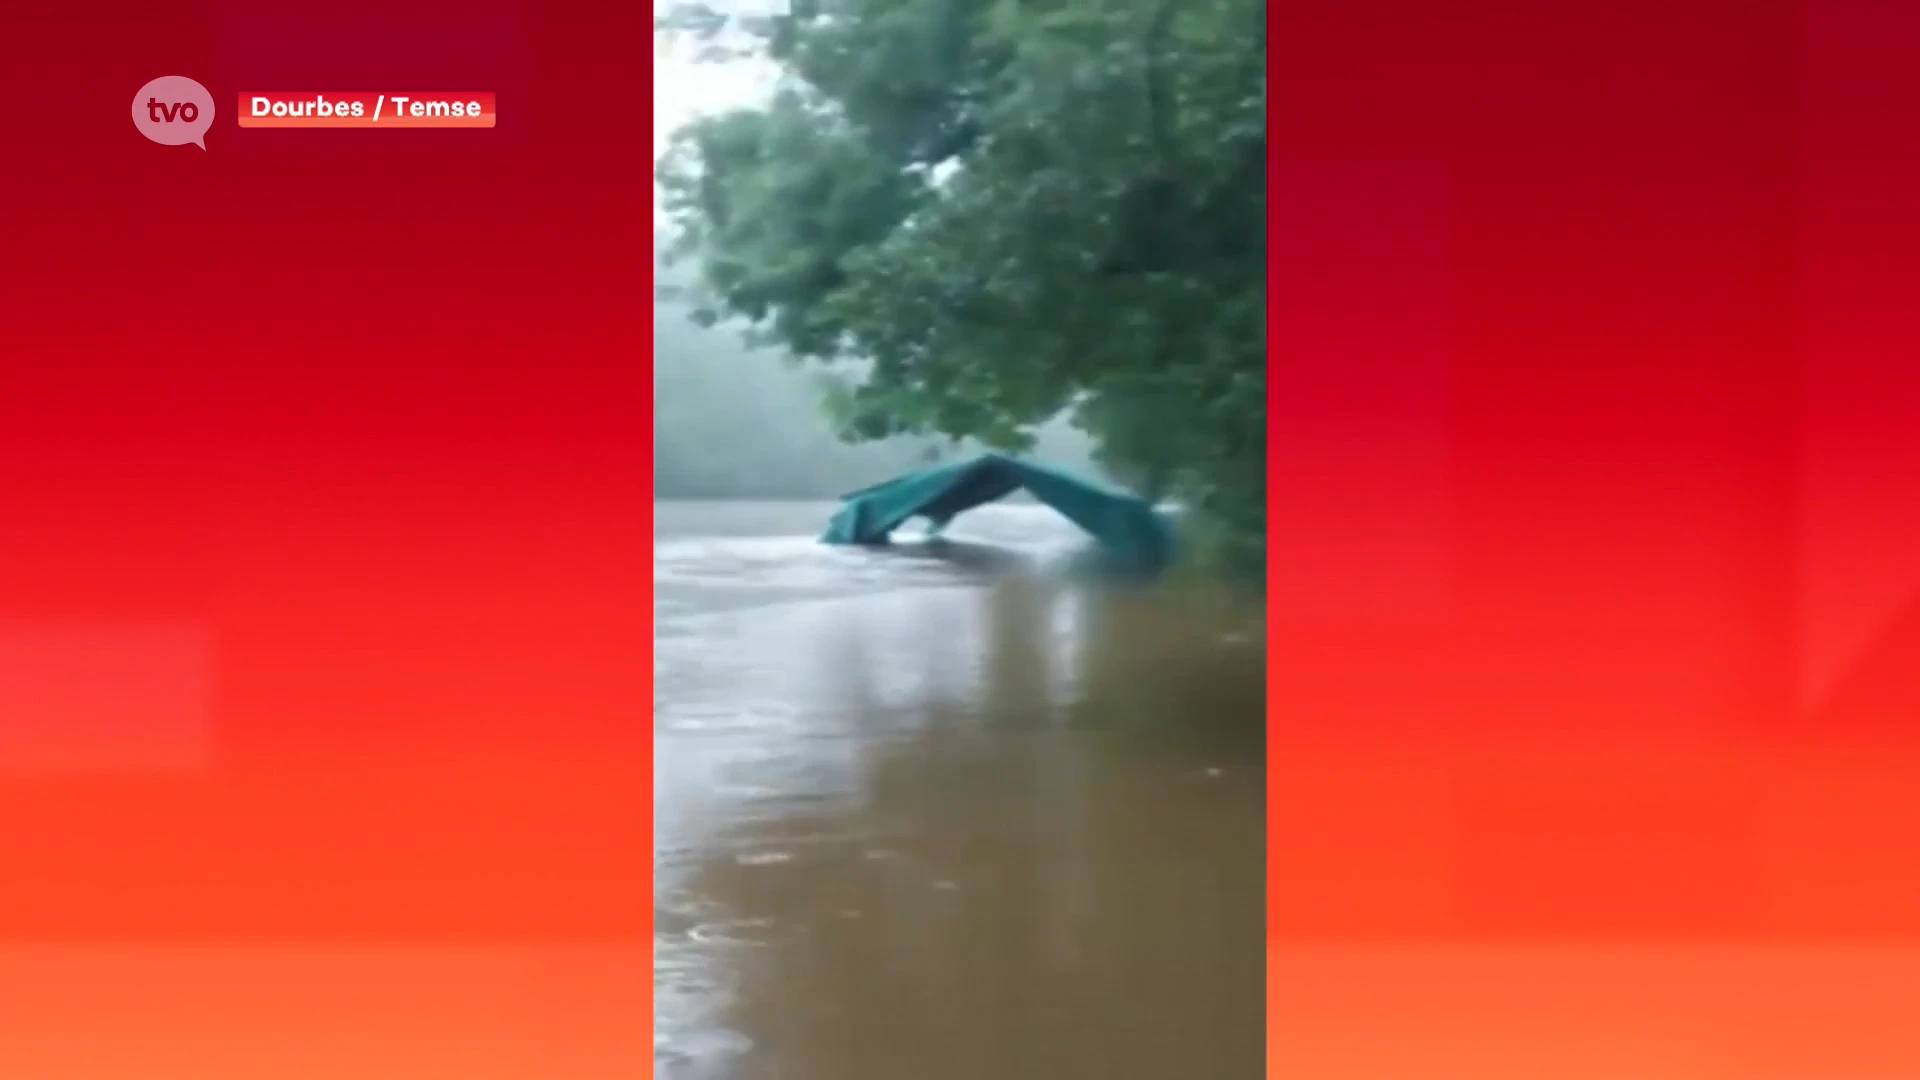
left=656, top=501, right=1264, bottom=1080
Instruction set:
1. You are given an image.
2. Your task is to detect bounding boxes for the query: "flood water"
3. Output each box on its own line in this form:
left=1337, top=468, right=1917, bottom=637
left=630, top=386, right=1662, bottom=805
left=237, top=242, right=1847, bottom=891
left=654, top=500, right=1267, bottom=1080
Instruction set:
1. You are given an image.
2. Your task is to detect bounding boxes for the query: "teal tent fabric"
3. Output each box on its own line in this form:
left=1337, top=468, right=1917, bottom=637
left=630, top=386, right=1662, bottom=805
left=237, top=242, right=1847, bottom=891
left=821, top=453, right=1175, bottom=574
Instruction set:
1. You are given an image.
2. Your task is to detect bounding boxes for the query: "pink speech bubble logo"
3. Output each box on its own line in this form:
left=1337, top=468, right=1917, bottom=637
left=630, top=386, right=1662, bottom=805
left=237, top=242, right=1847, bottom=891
left=132, top=75, right=215, bottom=150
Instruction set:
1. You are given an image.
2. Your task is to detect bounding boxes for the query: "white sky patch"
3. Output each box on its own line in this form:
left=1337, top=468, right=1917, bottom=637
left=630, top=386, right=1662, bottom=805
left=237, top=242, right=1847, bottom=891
left=728, top=0, right=792, bottom=16
left=654, top=0, right=783, bottom=226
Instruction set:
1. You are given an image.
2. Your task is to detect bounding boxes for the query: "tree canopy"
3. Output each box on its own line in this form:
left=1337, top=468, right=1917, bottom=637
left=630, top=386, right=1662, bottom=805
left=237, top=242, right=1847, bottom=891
left=657, top=0, right=1266, bottom=575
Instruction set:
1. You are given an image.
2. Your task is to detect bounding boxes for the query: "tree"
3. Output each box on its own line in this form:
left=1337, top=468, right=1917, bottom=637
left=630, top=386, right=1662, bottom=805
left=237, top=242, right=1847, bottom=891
left=657, top=0, right=1266, bottom=577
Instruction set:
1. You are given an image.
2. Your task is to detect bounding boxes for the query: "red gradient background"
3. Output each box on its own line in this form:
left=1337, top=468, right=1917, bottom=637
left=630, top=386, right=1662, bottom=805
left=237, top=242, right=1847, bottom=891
left=6, top=1, right=649, bottom=1076
left=16, top=0, right=1920, bottom=1075
left=1270, top=0, right=1920, bottom=1076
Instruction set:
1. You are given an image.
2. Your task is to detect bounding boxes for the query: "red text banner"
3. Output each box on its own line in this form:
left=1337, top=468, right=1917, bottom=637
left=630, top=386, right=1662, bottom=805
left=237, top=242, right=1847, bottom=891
left=237, top=92, right=496, bottom=128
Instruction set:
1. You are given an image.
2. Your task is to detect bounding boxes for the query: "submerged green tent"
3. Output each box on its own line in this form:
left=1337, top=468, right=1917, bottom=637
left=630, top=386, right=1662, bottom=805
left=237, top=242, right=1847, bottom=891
left=821, top=453, right=1175, bottom=574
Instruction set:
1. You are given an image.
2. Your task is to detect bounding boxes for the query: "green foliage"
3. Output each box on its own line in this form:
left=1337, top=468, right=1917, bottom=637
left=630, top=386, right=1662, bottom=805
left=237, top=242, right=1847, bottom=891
left=655, top=257, right=1098, bottom=498
left=658, top=0, right=1266, bottom=577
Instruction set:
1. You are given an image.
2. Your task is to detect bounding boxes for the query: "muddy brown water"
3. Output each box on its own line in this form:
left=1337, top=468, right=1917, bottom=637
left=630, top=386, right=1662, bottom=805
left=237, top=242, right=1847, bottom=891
left=654, top=500, right=1266, bottom=1079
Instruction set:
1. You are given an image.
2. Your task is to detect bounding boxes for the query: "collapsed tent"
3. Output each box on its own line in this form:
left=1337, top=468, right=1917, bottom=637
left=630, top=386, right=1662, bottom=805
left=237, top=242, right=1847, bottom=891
left=820, top=453, right=1175, bottom=574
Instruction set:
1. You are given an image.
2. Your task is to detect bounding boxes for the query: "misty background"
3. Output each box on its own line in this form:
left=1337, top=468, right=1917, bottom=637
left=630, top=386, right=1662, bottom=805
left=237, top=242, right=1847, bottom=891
left=651, top=10, right=1103, bottom=501
left=654, top=258, right=1099, bottom=499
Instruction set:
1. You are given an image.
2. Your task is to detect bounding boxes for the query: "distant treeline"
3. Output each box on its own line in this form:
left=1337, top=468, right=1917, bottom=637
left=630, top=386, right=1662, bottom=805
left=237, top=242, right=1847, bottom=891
left=654, top=294, right=1096, bottom=499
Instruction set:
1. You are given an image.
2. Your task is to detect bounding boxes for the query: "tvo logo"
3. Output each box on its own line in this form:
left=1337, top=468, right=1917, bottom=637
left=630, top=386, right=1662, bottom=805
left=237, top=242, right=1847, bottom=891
left=132, top=76, right=215, bottom=150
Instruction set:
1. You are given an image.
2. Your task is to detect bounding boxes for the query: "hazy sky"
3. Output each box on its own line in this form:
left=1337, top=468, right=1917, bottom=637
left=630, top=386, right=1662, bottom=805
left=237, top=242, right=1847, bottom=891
left=653, top=1, right=780, bottom=223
